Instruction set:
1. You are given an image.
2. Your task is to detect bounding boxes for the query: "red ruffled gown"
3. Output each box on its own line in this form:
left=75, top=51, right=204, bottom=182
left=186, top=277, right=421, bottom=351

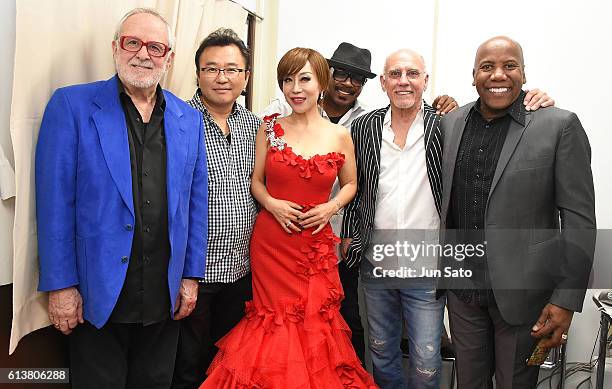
left=200, top=114, right=377, bottom=389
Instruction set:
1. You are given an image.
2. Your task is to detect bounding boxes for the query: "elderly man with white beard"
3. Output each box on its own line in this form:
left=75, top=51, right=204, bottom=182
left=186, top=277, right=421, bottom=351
left=35, top=8, right=208, bottom=389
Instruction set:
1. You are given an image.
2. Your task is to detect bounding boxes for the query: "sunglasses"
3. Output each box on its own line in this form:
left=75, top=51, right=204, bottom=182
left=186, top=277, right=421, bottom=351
left=332, top=68, right=367, bottom=87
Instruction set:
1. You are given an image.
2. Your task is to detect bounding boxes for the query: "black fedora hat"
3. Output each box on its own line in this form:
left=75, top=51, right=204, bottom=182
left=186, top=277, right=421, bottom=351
left=327, top=42, right=376, bottom=79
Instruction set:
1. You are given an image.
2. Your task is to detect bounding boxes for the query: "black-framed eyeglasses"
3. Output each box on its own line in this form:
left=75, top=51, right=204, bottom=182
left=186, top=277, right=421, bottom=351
left=119, top=36, right=171, bottom=57
left=332, top=68, right=367, bottom=87
left=200, top=67, right=246, bottom=79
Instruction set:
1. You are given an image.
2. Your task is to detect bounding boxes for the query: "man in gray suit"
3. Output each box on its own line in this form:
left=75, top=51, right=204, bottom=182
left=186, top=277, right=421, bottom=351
left=439, top=36, right=596, bottom=388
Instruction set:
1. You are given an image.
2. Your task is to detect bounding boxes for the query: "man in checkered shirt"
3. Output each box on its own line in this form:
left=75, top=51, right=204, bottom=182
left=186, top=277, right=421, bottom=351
left=171, top=28, right=261, bottom=389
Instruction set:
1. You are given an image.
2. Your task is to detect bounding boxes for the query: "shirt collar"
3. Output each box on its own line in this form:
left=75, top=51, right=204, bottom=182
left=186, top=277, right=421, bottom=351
left=472, top=90, right=526, bottom=125
left=117, top=78, right=166, bottom=111
left=351, top=98, right=367, bottom=114
left=189, top=88, right=240, bottom=118
left=321, top=98, right=367, bottom=121
left=383, top=100, right=425, bottom=129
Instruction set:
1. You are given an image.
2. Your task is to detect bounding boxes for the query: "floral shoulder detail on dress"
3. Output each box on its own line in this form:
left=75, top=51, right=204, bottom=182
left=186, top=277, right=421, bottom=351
left=263, top=113, right=346, bottom=177
left=263, top=113, right=286, bottom=150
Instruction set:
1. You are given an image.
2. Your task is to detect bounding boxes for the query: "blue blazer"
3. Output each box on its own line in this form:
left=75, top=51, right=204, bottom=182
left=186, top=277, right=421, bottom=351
left=35, top=75, right=208, bottom=328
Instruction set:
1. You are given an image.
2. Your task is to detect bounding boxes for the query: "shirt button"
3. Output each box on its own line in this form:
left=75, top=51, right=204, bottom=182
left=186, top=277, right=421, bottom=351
left=145, top=200, right=151, bottom=205
left=474, top=226, right=479, bottom=230
left=485, top=124, right=490, bottom=129
left=121, top=256, right=129, bottom=263
left=143, top=256, right=150, bottom=263
left=476, top=174, right=480, bottom=178
left=144, top=170, right=150, bottom=176
left=144, top=226, right=151, bottom=233
left=478, top=148, right=483, bottom=153
left=125, top=224, right=133, bottom=231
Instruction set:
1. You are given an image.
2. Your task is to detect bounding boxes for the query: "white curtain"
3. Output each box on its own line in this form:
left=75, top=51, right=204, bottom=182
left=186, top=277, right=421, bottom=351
left=9, top=0, right=247, bottom=354
left=164, top=0, right=249, bottom=100
left=0, top=0, right=17, bottom=288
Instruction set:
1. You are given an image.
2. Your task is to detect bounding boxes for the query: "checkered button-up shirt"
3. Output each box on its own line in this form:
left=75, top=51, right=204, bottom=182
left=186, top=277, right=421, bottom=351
left=187, top=90, right=261, bottom=283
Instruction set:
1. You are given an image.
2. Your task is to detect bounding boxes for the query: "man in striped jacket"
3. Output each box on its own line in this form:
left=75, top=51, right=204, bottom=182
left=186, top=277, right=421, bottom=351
left=342, top=48, right=446, bottom=389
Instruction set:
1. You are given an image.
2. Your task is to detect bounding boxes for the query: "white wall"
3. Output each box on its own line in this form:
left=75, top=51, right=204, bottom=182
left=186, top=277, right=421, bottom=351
left=275, top=0, right=436, bottom=109
left=434, top=0, right=612, bottom=231
left=276, top=0, right=612, bottom=379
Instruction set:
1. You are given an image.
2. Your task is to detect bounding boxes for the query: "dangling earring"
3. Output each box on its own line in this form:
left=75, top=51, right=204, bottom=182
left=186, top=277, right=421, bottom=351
left=319, top=91, right=325, bottom=101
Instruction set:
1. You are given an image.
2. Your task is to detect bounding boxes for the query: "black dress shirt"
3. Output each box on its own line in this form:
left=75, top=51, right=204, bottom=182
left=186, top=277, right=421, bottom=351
left=449, top=91, right=526, bottom=306
left=110, top=83, right=171, bottom=324
left=328, top=115, right=342, bottom=124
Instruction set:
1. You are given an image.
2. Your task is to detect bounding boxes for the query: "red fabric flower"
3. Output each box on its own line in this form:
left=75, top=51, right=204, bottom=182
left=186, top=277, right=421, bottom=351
left=336, top=364, right=362, bottom=388
left=270, top=147, right=285, bottom=162
left=328, top=287, right=343, bottom=303
left=244, top=300, right=257, bottom=319
left=236, top=380, right=265, bottom=389
left=263, top=112, right=280, bottom=123
left=295, top=257, right=313, bottom=277
left=295, top=229, right=342, bottom=277
left=313, top=152, right=346, bottom=173
left=269, top=145, right=346, bottom=182
left=244, top=302, right=282, bottom=333
left=297, top=160, right=312, bottom=179
left=320, top=288, right=343, bottom=321
left=284, top=148, right=300, bottom=167
left=272, top=123, right=284, bottom=137
left=286, top=302, right=305, bottom=323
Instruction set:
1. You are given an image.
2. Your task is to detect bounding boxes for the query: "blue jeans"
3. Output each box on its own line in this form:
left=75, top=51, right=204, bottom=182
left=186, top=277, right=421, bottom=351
left=363, top=278, right=445, bottom=389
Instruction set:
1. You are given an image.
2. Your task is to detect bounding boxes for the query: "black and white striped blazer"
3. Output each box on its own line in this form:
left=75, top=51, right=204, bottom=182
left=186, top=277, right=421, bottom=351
left=341, top=102, right=443, bottom=268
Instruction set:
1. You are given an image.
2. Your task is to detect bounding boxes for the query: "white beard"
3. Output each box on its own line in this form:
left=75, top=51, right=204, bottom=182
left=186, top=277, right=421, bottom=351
left=115, top=56, right=168, bottom=90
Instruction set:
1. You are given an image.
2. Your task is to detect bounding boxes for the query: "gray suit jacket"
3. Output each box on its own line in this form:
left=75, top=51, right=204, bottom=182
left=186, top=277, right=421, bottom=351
left=439, top=102, right=596, bottom=325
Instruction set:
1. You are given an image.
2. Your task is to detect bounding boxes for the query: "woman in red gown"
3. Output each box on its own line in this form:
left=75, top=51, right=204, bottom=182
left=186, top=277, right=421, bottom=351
left=200, top=48, right=377, bottom=388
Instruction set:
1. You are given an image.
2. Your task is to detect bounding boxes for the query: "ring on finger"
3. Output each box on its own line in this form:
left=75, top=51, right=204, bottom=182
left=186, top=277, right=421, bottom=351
left=285, top=221, right=292, bottom=227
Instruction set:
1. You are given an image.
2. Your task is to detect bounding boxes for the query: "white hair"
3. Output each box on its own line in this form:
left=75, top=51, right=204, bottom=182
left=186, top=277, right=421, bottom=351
left=113, top=8, right=175, bottom=49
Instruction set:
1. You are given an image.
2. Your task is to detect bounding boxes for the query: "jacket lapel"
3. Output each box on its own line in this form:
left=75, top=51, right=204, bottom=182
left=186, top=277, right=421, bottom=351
left=92, top=76, right=134, bottom=216
left=423, top=103, right=442, bottom=214
left=370, top=106, right=387, bottom=173
left=163, top=91, right=187, bottom=223
left=487, top=113, right=531, bottom=202
left=441, top=104, right=472, bottom=219
left=423, top=106, right=439, bottom=150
